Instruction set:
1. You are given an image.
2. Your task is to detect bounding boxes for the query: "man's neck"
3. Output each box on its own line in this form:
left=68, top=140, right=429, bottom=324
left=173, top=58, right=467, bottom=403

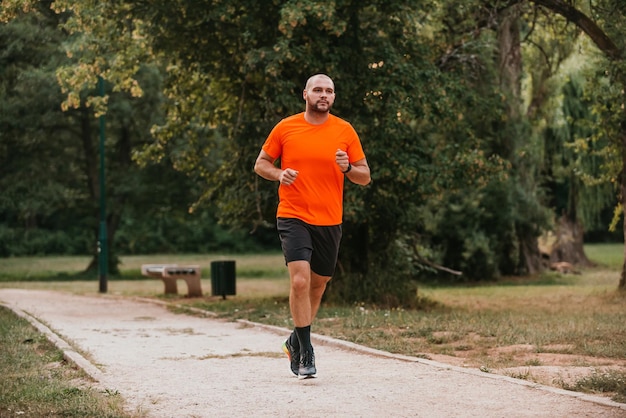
left=304, top=110, right=329, bottom=125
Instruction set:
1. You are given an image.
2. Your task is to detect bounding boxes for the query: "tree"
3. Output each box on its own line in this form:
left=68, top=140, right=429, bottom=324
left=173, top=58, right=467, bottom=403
left=0, top=4, right=187, bottom=272
left=518, top=7, right=601, bottom=268
left=428, top=0, right=553, bottom=279
left=8, top=0, right=622, bottom=302
left=523, top=0, right=626, bottom=288
left=0, top=6, right=95, bottom=256
left=0, top=1, right=536, bottom=303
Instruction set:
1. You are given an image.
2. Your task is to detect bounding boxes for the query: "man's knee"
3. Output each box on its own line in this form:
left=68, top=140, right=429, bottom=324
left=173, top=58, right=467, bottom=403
left=291, top=274, right=309, bottom=293
left=288, top=261, right=310, bottom=292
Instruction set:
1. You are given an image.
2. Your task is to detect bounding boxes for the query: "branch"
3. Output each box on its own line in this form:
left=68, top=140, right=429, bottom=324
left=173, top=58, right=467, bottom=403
left=530, top=0, right=622, bottom=60
left=417, top=256, right=463, bottom=276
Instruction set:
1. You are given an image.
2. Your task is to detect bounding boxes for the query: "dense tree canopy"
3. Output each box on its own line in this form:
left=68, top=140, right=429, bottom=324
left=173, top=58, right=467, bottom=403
left=2, top=0, right=625, bottom=302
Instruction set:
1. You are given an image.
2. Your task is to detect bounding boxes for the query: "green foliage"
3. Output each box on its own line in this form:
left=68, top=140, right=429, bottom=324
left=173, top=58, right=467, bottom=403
left=3, top=0, right=626, bottom=301
left=0, top=1, right=550, bottom=300
left=0, top=6, right=269, bottom=263
left=0, top=10, right=70, bottom=223
left=115, top=208, right=277, bottom=254
left=564, top=369, right=626, bottom=403
left=524, top=19, right=619, bottom=237
left=0, top=225, right=92, bottom=257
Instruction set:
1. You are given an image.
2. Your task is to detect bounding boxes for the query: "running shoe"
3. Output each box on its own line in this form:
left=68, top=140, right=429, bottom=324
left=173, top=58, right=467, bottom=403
left=282, top=339, right=300, bottom=376
left=298, top=348, right=316, bottom=378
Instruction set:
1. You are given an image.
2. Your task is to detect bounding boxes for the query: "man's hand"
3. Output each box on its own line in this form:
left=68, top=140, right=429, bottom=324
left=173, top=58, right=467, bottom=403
left=335, top=149, right=350, bottom=173
left=279, top=168, right=299, bottom=185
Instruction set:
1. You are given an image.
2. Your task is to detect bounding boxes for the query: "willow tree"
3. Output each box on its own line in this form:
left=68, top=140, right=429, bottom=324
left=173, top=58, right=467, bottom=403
left=429, top=0, right=555, bottom=278
left=521, top=0, right=626, bottom=288
left=519, top=6, right=601, bottom=267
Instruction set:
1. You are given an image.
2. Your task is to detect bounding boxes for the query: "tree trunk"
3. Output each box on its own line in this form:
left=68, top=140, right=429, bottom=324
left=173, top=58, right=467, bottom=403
left=550, top=214, right=594, bottom=268
left=617, top=96, right=626, bottom=291
left=498, top=5, right=543, bottom=275
left=620, top=204, right=626, bottom=288
left=497, top=8, right=522, bottom=112
left=520, top=227, right=543, bottom=275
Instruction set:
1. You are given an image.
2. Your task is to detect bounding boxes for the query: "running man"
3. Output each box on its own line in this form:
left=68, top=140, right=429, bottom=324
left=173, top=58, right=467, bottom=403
left=254, top=74, right=371, bottom=378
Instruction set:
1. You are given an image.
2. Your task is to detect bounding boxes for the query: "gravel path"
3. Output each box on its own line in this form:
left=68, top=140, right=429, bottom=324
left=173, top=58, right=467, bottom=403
left=1, top=289, right=624, bottom=418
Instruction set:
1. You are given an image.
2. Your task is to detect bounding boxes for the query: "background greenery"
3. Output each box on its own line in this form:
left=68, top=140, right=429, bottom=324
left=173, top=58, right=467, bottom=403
left=1, top=1, right=625, bottom=305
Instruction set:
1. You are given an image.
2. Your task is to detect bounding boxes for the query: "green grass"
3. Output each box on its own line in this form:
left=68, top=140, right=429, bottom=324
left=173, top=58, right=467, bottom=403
left=1, top=244, right=625, bottom=404
left=584, top=243, right=624, bottom=269
left=0, top=252, right=289, bottom=282
left=0, top=306, right=135, bottom=417
left=563, top=369, right=626, bottom=403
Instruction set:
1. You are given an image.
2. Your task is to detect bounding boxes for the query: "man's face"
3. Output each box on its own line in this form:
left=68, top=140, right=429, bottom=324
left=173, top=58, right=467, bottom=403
left=303, top=78, right=335, bottom=113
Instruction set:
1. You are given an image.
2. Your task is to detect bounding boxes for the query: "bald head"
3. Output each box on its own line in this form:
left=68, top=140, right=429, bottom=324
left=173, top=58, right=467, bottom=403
left=305, top=74, right=334, bottom=91
left=302, top=73, right=336, bottom=121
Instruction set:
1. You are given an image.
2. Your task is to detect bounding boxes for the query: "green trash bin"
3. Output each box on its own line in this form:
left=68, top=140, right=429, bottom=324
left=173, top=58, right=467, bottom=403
left=211, top=260, right=236, bottom=299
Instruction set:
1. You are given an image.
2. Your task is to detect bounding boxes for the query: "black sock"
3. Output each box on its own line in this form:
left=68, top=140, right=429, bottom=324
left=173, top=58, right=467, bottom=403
left=294, top=325, right=312, bottom=353
left=289, top=329, right=300, bottom=349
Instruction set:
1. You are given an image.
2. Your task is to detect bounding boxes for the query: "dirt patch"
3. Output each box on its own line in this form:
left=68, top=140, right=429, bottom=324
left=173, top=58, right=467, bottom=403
left=427, top=343, right=626, bottom=394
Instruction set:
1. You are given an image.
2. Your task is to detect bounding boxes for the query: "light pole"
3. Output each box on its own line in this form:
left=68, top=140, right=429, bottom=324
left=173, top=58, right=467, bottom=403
left=98, top=76, right=108, bottom=293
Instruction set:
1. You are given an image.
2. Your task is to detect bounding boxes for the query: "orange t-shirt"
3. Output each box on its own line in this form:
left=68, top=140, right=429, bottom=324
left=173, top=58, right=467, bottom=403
left=262, top=112, right=365, bottom=226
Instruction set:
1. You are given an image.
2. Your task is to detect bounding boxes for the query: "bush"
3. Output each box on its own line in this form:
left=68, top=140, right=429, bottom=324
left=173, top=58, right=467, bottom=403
left=0, top=225, right=92, bottom=257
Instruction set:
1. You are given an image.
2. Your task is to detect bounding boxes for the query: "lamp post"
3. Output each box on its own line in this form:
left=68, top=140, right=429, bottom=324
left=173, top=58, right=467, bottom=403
left=98, top=76, right=108, bottom=293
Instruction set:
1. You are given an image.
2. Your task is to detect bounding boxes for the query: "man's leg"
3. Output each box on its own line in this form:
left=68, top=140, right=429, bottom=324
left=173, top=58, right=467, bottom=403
left=288, top=260, right=312, bottom=327
left=287, top=261, right=330, bottom=377
left=287, top=265, right=331, bottom=331
left=310, top=271, right=331, bottom=320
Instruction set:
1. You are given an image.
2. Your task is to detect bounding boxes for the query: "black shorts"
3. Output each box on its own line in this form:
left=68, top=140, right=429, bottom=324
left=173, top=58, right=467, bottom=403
left=276, top=217, right=342, bottom=277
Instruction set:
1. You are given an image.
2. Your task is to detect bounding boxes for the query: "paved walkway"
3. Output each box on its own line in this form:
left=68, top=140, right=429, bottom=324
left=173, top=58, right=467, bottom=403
left=1, top=289, right=624, bottom=418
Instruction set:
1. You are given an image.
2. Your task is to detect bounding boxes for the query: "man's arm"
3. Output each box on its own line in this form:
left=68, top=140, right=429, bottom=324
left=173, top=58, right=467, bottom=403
left=335, top=149, right=371, bottom=186
left=254, top=150, right=299, bottom=185
left=345, top=158, right=371, bottom=186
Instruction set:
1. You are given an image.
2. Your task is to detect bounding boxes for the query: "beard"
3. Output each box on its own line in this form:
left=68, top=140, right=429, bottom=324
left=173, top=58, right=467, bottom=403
left=308, top=100, right=332, bottom=114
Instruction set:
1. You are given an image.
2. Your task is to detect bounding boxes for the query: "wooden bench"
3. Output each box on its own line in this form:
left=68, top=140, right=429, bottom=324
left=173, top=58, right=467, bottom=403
left=140, top=264, right=203, bottom=297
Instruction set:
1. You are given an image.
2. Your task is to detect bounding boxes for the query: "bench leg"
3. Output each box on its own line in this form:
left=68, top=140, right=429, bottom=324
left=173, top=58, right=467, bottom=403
left=161, top=277, right=178, bottom=294
left=184, top=278, right=203, bottom=297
